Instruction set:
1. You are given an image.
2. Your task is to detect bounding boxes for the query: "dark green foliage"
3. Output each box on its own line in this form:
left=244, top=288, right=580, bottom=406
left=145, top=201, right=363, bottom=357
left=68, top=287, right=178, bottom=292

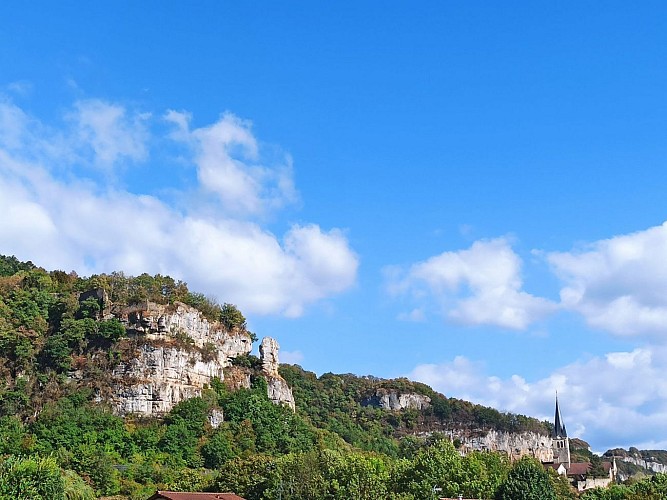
left=578, top=473, right=667, bottom=499
left=32, top=393, right=130, bottom=456
left=495, top=456, right=556, bottom=500
left=213, top=454, right=278, bottom=500
left=77, top=297, right=100, bottom=319
left=0, top=416, right=32, bottom=455
left=217, top=383, right=317, bottom=456
left=62, top=469, right=96, bottom=500
left=0, top=255, right=36, bottom=277
left=183, top=292, right=221, bottom=322
left=201, top=429, right=235, bottom=468
left=219, top=303, right=246, bottom=330
left=231, top=353, right=262, bottom=369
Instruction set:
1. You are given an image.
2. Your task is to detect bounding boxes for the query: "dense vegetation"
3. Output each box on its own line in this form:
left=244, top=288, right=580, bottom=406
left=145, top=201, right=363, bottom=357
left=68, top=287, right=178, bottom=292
left=0, top=254, right=666, bottom=499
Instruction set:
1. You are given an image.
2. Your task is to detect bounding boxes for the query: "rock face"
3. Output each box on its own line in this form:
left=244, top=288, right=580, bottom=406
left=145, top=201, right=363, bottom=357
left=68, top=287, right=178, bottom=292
left=110, top=301, right=253, bottom=416
left=260, top=337, right=295, bottom=410
left=112, top=343, right=230, bottom=415
left=620, top=456, right=667, bottom=474
left=362, top=390, right=431, bottom=411
left=121, top=301, right=251, bottom=354
left=107, top=300, right=297, bottom=415
left=457, top=429, right=553, bottom=463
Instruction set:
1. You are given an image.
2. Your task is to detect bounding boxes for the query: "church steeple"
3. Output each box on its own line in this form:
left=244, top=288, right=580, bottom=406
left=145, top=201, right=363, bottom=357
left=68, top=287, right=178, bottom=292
left=553, top=393, right=567, bottom=439
left=552, top=392, right=571, bottom=469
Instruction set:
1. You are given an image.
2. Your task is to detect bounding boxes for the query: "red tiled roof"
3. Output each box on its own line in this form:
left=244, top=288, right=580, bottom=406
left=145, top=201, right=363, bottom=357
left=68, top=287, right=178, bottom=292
left=147, top=492, right=246, bottom=500
left=567, top=462, right=591, bottom=476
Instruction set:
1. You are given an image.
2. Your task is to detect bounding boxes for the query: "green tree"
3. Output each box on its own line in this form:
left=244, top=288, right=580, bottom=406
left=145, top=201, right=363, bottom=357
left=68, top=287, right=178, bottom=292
left=495, top=456, right=556, bottom=500
left=201, top=429, right=235, bottom=469
left=219, top=303, right=246, bottom=331
left=213, top=454, right=278, bottom=500
left=0, top=455, right=65, bottom=500
left=395, top=439, right=466, bottom=498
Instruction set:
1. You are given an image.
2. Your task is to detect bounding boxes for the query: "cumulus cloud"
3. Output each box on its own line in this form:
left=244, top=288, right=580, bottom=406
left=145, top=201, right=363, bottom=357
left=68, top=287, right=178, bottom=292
left=548, top=222, right=667, bottom=337
left=0, top=98, right=358, bottom=317
left=409, top=347, right=667, bottom=450
left=389, top=238, right=556, bottom=330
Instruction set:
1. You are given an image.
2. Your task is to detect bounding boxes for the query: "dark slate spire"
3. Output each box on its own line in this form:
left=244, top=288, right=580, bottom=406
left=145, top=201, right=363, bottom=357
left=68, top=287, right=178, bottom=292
left=553, top=393, right=567, bottom=438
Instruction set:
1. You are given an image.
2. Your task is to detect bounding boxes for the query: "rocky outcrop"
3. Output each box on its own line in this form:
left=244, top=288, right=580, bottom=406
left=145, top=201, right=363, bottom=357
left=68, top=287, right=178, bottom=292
left=260, top=337, right=295, bottom=410
left=456, top=429, right=553, bottom=462
left=108, top=300, right=296, bottom=415
left=266, top=376, right=295, bottom=410
left=120, top=301, right=251, bottom=354
left=362, top=390, right=431, bottom=411
left=109, top=301, right=253, bottom=416
left=112, top=343, right=230, bottom=415
left=619, top=456, right=667, bottom=474
left=260, top=337, right=281, bottom=376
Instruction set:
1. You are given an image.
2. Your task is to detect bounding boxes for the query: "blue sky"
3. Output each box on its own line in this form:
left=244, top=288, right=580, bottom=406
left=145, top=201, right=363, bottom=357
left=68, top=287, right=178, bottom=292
left=2, top=2, right=667, bottom=451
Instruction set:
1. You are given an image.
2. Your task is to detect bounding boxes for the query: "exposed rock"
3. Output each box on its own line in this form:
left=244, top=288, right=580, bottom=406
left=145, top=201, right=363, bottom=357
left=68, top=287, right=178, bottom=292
left=120, top=301, right=251, bottom=354
left=260, top=337, right=295, bottom=410
left=223, top=365, right=252, bottom=391
left=109, top=301, right=252, bottom=416
left=266, top=376, right=295, bottom=410
left=208, top=409, right=224, bottom=429
left=457, top=429, right=553, bottom=463
left=259, top=337, right=281, bottom=376
left=362, top=390, right=431, bottom=411
left=112, top=343, right=229, bottom=415
left=623, top=457, right=667, bottom=474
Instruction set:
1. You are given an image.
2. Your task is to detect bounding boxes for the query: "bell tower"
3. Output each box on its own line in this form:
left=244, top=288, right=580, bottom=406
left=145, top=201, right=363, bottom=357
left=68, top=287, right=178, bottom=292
left=552, top=393, right=571, bottom=469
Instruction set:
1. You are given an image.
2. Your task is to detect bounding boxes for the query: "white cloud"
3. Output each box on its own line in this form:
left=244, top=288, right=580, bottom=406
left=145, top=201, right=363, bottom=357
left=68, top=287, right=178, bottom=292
left=409, top=347, right=667, bottom=450
left=0, top=98, right=358, bottom=317
left=548, top=222, right=667, bottom=337
left=166, top=110, right=297, bottom=216
left=390, top=238, right=556, bottom=330
left=280, top=350, right=304, bottom=365
left=69, top=99, right=149, bottom=168
left=397, top=308, right=426, bottom=322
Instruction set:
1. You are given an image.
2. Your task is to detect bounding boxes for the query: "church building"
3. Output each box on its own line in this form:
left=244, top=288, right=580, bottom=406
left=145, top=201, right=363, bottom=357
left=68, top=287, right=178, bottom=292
left=544, top=395, right=616, bottom=492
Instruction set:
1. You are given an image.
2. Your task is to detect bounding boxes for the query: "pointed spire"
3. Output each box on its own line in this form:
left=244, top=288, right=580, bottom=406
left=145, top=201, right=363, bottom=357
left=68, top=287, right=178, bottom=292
left=553, top=392, right=567, bottom=438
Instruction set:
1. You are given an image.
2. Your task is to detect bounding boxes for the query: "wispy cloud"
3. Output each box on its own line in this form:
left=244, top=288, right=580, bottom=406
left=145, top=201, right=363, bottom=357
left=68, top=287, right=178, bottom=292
left=280, top=350, right=304, bottom=365
left=166, top=110, right=297, bottom=217
left=69, top=99, right=150, bottom=169
left=0, top=97, right=358, bottom=317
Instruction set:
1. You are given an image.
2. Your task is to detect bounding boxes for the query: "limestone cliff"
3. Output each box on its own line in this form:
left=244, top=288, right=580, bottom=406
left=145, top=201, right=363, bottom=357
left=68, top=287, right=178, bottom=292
left=456, top=429, right=553, bottom=463
left=362, top=389, right=431, bottom=411
left=605, top=448, right=667, bottom=479
left=104, top=300, right=295, bottom=416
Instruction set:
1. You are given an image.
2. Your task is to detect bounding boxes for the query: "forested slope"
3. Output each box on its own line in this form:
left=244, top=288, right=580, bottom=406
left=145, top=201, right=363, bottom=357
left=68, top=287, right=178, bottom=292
left=0, top=254, right=665, bottom=499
